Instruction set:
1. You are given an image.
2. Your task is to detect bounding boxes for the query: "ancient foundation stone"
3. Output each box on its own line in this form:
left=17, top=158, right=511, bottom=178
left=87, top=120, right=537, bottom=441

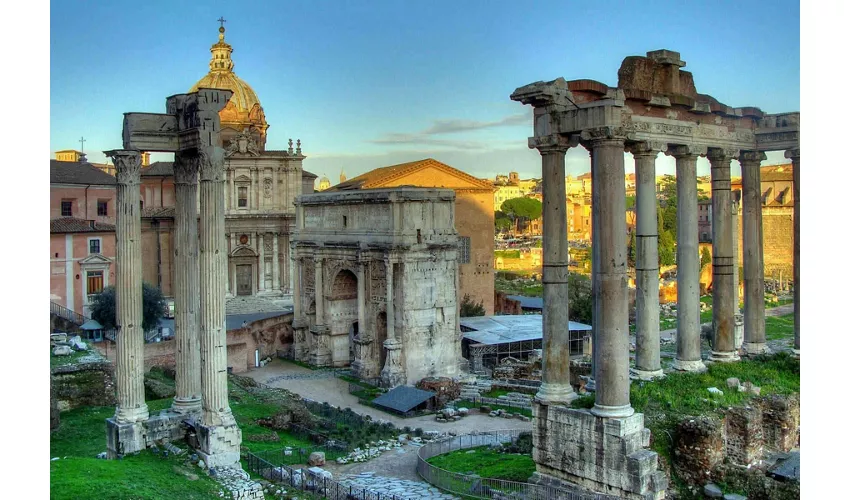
left=759, top=394, right=800, bottom=453
left=52, top=360, right=117, bottom=411
left=197, top=421, right=243, bottom=468
left=725, top=405, right=764, bottom=467
left=531, top=403, right=667, bottom=499
left=50, top=379, right=60, bottom=430
left=416, top=377, right=460, bottom=408
left=673, top=416, right=725, bottom=485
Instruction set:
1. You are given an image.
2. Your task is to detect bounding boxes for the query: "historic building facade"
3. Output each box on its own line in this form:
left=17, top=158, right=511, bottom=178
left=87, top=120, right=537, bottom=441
left=291, top=188, right=463, bottom=387
left=332, top=158, right=495, bottom=315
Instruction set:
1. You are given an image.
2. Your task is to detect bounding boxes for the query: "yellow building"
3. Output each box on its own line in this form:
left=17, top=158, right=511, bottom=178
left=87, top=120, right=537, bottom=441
left=494, top=184, right=523, bottom=210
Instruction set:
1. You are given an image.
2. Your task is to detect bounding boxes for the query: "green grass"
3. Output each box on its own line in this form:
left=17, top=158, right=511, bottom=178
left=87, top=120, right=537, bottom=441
left=765, top=313, right=795, bottom=341
left=480, top=388, right=512, bottom=399
left=426, top=445, right=536, bottom=482
left=494, top=250, right=522, bottom=259
left=50, top=350, right=96, bottom=369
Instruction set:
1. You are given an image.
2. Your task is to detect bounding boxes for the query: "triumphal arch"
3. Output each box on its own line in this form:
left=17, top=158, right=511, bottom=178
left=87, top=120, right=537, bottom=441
left=511, top=50, right=799, bottom=499
left=290, top=187, right=465, bottom=387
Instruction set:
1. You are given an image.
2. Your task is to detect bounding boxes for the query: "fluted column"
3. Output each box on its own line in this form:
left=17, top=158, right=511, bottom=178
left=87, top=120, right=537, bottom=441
left=199, top=145, right=235, bottom=427
left=381, top=255, right=405, bottom=387
left=535, top=135, right=578, bottom=404
left=314, top=255, right=324, bottom=324
left=630, top=142, right=665, bottom=379
left=708, top=148, right=740, bottom=362
left=257, top=232, right=266, bottom=293
left=741, top=151, right=767, bottom=355
left=669, top=145, right=707, bottom=372
left=357, top=259, right=368, bottom=338
left=272, top=233, right=280, bottom=292
left=106, top=150, right=149, bottom=423
left=584, top=133, right=632, bottom=419
left=171, top=152, right=202, bottom=413
left=786, top=148, right=800, bottom=352
left=293, top=255, right=302, bottom=317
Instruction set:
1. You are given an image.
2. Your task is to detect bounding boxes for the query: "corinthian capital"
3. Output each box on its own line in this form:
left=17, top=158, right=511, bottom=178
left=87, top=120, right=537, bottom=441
left=739, top=150, right=767, bottom=166
left=105, top=150, right=142, bottom=185
left=529, top=134, right=578, bottom=155
left=198, top=146, right=226, bottom=182
left=784, top=148, right=800, bottom=161
left=627, top=141, right=667, bottom=157
left=666, top=144, right=708, bottom=158
left=580, top=126, right=627, bottom=150
left=173, top=152, right=200, bottom=185
left=707, top=147, right=740, bottom=163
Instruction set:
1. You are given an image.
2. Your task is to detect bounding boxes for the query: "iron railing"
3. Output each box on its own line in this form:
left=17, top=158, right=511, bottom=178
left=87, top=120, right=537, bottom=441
left=50, top=301, right=88, bottom=326
left=245, top=449, right=411, bottom=500
left=416, top=430, right=621, bottom=500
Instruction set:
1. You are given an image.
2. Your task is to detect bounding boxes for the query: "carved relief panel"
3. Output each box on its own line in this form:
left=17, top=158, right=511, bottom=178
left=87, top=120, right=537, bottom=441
left=370, top=260, right=387, bottom=304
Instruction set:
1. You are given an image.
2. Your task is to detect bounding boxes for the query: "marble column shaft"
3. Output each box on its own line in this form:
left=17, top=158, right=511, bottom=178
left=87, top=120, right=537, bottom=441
left=293, top=256, right=302, bottom=317
left=258, top=232, right=265, bottom=292
left=741, top=151, right=767, bottom=354
left=107, top=150, right=149, bottom=423
left=199, top=146, right=235, bottom=427
left=272, top=234, right=280, bottom=291
left=314, top=256, right=324, bottom=324
left=536, top=142, right=577, bottom=404
left=632, top=145, right=663, bottom=378
left=671, top=147, right=706, bottom=372
left=385, top=259, right=395, bottom=340
left=786, top=148, right=800, bottom=351
left=708, top=149, right=739, bottom=361
left=587, top=137, right=633, bottom=418
left=589, top=149, right=599, bottom=383
left=172, top=153, right=202, bottom=412
left=357, top=261, right=368, bottom=337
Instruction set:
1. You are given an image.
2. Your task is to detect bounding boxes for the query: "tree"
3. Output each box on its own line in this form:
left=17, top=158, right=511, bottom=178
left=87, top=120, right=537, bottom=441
left=89, top=283, right=167, bottom=332
left=494, top=210, right=512, bottom=233
left=658, top=230, right=676, bottom=266
left=568, top=272, right=593, bottom=324
left=501, top=197, right=543, bottom=233
left=700, top=246, right=712, bottom=270
left=627, top=229, right=637, bottom=268
left=658, top=175, right=678, bottom=240
left=460, top=294, right=486, bottom=317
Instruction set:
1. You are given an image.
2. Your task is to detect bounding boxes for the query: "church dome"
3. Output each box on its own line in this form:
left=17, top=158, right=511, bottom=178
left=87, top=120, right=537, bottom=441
left=189, top=24, right=269, bottom=148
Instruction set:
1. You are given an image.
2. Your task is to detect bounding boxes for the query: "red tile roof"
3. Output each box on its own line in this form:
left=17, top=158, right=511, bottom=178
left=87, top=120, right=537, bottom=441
left=50, top=218, right=115, bottom=234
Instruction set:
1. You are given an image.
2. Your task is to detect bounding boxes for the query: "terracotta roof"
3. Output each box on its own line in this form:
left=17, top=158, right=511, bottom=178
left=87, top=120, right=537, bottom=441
left=51, top=217, right=116, bottom=233
left=141, top=161, right=174, bottom=177
left=302, top=169, right=318, bottom=179
left=50, top=160, right=117, bottom=185
left=330, top=158, right=494, bottom=192
left=142, top=207, right=176, bottom=218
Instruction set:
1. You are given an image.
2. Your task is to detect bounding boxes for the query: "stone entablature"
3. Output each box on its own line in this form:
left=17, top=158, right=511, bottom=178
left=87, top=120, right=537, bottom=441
left=291, top=188, right=463, bottom=387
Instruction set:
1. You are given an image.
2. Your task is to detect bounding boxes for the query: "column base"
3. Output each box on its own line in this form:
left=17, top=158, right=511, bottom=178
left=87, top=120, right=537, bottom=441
left=708, top=350, right=741, bottom=363
left=380, top=339, right=406, bottom=388
left=534, top=382, right=578, bottom=405
left=532, top=404, right=667, bottom=500
left=583, top=377, right=596, bottom=392
left=196, top=420, right=243, bottom=469
left=106, top=418, right=147, bottom=458
left=171, top=397, right=203, bottom=414
left=742, top=342, right=770, bottom=356
left=672, top=358, right=707, bottom=372
left=591, top=403, right=635, bottom=418
left=309, top=325, right=332, bottom=367
left=629, top=367, right=665, bottom=381
left=791, top=348, right=800, bottom=358
left=114, top=403, right=150, bottom=423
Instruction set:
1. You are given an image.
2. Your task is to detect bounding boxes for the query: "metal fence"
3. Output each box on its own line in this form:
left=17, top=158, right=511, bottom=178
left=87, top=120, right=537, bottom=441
left=416, top=430, right=620, bottom=500
left=245, top=449, right=412, bottom=500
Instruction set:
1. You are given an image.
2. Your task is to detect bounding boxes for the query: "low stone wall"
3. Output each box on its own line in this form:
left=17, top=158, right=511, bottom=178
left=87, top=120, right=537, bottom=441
left=672, top=394, right=800, bottom=489
left=51, top=359, right=116, bottom=412
left=50, top=379, right=60, bottom=430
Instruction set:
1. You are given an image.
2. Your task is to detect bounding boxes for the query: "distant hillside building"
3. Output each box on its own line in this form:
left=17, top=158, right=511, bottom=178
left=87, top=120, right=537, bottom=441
left=333, top=158, right=496, bottom=315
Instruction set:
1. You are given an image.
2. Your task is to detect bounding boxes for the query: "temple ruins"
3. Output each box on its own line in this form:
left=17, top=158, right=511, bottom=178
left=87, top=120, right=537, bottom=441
left=511, top=49, right=799, bottom=499
left=105, top=88, right=243, bottom=469
left=290, top=187, right=465, bottom=387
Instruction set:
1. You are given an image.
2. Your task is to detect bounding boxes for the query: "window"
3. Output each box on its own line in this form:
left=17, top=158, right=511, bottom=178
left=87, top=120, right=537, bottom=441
left=87, top=271, right=104, bottom=298
left=238, top=186, right=248, bottom=207
left=89, top=238, right=101, bottom=255
left=97, top=200, right=108, bottom=216
left=459, top=236, right=471, bottom=264
left=61, top=200, right=73, bottom=217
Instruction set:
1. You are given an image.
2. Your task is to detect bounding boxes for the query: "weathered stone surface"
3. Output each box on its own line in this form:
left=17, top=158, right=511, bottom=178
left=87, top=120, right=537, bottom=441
left=417, top=377, right=460, bottom=408
left=308, top=451, right=326, bottom=466
left=704, top=483, right=723, bottom=497
left=758, top=394, right=800, bottom=453
left=673, top=416, right=725, bottom=485
left=725, top=405, right=764, bottom=467
left=52, top=358, right=116, bottom=411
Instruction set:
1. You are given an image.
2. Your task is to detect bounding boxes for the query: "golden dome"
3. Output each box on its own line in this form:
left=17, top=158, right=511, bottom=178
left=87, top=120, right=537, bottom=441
left=189, top=24, right=269, bottom=146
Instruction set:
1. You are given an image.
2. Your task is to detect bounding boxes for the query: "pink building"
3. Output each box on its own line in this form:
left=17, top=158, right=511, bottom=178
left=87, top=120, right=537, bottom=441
left=50, top=159, right=117, bottom=316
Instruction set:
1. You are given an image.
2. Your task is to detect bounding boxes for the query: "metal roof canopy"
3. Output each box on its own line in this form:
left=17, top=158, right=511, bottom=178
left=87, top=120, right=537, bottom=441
left=79, top=319, right=104, bottom=330
left=460, top=315, right=591, bottom=346
left=371, top=386, right=435, bottom=414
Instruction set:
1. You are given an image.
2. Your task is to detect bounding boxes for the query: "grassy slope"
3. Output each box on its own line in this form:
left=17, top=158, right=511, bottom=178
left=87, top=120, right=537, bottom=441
left=426, top=446, right=536, bottom=482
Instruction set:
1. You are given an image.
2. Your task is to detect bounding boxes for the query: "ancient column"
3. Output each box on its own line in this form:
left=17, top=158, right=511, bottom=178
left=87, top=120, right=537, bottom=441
left=293, top=255, right=302, bottom=317
left=257, top=232, right=266, bottom=293
left=732, top=197, right=744, bottom=349
left=670, top=145, right=707, bottom=372
left=786, top=148, right=800, bottom=352
left=314, top=255, right=324, bottom=323
left=171, top=152, right=202, bottom=413
left=708, top=148, right=740, bottom=362
left=381, top=256, right=405, bottom=387
left=357, top=260, right=368, bottom=339
left=535, top=135, right=578, bottom=404
left=352, top=258, right=372, bottom=378
left=272, top=233, right=280, bottom=292
left=106, top=150, right=149, bottom=423
left=584, top=133, right=633, bottom=418
left=741, top=151, right=767, bottom=355
left=589, top=148, right=599, bottom=388
left=630, top=142, right=664, bottom=379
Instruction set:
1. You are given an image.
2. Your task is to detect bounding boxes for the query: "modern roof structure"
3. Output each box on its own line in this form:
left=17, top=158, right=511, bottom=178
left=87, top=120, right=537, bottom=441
left=371, top=386, right=436, bottom=414
left=506, top=295, right=544, bottom=310
left=460, top=314, right=591, bottom=346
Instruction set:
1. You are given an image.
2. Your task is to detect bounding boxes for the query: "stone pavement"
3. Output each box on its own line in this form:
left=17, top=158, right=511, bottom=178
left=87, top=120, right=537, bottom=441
left=337, top=471, right=457, bottom=499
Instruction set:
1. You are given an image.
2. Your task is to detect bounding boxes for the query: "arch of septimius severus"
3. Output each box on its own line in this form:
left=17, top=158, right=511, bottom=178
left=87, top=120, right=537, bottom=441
left=511, top=50, right=799, bottom=499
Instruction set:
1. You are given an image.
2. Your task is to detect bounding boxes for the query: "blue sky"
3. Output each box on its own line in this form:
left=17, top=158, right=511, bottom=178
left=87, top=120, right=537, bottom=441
left=50, top=0, right=800, bottom=182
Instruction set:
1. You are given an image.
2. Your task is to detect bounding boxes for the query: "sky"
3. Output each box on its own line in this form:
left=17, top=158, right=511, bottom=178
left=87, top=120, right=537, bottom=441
left=50, top=0, right=800, bottom=183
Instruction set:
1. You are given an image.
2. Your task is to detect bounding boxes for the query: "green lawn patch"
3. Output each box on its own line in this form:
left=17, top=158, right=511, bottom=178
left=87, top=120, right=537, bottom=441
left=426, top=445, right=536, bottom=482
left=480, top=388, right=512, bottom=399
left=50, top=350, right=98, bottom=370
left=495, top=250, right=522, bottom=259
left=765, top=313, right=795, bottom=341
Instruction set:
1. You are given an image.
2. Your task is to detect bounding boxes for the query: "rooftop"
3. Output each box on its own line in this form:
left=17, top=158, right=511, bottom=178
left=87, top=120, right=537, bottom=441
left=372, top=386, right=435, bottom=414
left=460, top=314, right=591, bottom=346
left=51, top=218, right=116, bottom=234
left=50, top=160, right=117, bottom=186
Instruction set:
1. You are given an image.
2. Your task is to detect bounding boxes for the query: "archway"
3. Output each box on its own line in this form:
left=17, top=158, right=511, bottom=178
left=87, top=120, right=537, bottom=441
left=328, top=268, right=358, bottom=367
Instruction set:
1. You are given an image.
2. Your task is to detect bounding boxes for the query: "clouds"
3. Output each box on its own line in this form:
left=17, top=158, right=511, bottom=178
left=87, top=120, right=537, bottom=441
left=368, top=111, right=531, bottom=150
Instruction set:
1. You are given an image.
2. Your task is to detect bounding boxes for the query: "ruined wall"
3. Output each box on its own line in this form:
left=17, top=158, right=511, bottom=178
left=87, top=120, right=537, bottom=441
left=51, top=360, right=117, bottom=412
left=736, top=208, right=794, bottom=282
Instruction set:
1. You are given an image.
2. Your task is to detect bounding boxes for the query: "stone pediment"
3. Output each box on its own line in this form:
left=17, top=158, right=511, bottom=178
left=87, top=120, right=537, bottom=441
left=79, top=254, right=112, bottom=266
left=231, top=246, right=257, bottom=258
left=374, top=160, right=494, bottom=191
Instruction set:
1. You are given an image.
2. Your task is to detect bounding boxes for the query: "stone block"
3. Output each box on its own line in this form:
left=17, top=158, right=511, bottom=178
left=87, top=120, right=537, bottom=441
left=673, top=416, right=725, bottom=485
left=196, top=421, right=242, bottom=468
left=106, top=418, right=147, bottom=458
left=759, top=394, right=800, bottom=453
left=725, top=405, right=764, bottom=467
left=603, top=413, right=645, bottom=437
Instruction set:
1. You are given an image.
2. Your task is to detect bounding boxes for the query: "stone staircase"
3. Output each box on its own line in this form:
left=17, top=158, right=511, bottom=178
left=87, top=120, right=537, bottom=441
left=225, top=295, right=293, bottom=315
left=459, top=379, right=492, bottom=400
